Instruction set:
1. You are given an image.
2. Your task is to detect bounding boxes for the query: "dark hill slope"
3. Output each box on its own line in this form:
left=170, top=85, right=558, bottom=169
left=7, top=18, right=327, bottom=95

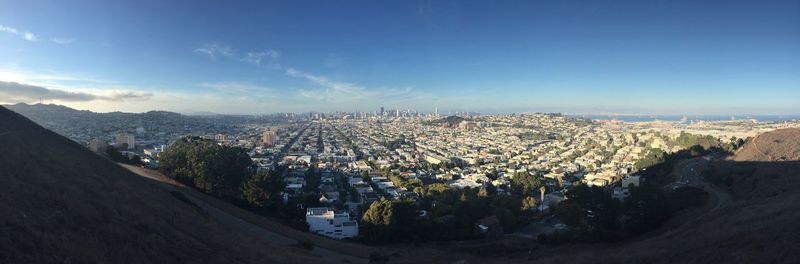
left=0, top=106, right=312, bottom=263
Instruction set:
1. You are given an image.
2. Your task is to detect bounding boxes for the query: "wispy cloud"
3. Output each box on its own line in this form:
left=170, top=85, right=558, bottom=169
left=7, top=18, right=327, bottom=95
left=286, top=68, right=363, bottom=96
left=194, top=43, right=283, bottom=69
left=242, top=50, right=281, bottom=67
left=22, top=32, right=37, bottom=41
left=0, top=68, right=117, bottom=87
left=0, top=25, right=19, bottom=34
left=0, top=24, right=38, bottom=42
left=191, top=43, right=427, bottom=109
left=50, top=37, right=75, bottom=45
left=0, top=81, right=152, bottom=103
left=198, top=81, right=274, bottom=94
left=193, top=43, right=235, bottom=58
left=285, top=67, right=422, bottom=104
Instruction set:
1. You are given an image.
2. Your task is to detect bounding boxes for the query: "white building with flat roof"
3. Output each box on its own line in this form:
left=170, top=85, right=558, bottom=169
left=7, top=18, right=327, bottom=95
left=306, top=207, right=359, bottom=240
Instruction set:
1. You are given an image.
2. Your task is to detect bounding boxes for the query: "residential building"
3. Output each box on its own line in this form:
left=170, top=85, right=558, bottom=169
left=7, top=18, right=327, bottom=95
left=88, top=139, right=107, bottom=153
left=262, top=128, right=277, bottom=146
left=115, top=132, right=135, bottom=149
left=306, top=207, right=359, bottom=239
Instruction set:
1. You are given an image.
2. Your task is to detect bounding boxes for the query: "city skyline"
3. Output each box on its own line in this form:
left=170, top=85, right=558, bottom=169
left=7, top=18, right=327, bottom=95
left=1, top=0, right=799, bottom=115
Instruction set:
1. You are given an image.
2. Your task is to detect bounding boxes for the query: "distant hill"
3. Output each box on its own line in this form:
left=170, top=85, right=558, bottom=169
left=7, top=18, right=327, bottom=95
left=424, top=115, right=469, bottom=127
left=0, top=106, right=313, bottom=263
left=3, top=103, right=279, bottom=144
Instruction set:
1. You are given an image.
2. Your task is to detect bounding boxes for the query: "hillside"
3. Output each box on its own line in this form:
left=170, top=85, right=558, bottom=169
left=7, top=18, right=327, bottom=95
left=3, top=103, right=279, bottom=144
left=424, top=115, right=469, bottom=127
left=525, top=128, right=800, bottom=263
left=730, top=128, right=800, bottom=162
left=0, top=106, right=316, bottom=263
left=717, top=128, right=800, bottom=200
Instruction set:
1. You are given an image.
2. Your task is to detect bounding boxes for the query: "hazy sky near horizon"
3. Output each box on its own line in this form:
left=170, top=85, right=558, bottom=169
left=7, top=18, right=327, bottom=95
left=1, top=0, right=798, bottom=114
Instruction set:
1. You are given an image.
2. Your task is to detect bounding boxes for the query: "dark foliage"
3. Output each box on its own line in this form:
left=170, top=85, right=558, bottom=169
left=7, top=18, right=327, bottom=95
left=158, top=137, right=251, bottom=201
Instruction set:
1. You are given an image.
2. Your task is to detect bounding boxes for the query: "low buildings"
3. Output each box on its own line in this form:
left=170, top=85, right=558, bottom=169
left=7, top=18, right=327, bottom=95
left=306, top=207, right=359, bottom=240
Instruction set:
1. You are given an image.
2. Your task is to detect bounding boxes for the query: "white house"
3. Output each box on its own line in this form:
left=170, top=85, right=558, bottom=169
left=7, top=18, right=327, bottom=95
left=306, top=207, right=359, bottom=240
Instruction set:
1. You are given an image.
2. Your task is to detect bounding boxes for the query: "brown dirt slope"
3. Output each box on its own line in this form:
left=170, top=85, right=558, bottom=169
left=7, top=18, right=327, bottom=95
left=731, top=128, right=800, bottom=162
left=721, top=128, right=800, bottom=199
left=0, top=106, right=316, bottom=264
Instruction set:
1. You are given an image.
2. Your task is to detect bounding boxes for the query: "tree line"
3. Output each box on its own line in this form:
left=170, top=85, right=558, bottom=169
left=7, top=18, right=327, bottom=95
left=157, top=137, right=286, bottom=216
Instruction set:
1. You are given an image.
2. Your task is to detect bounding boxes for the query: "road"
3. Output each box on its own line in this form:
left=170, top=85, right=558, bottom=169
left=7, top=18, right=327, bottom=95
left=121, top=164, right=368, bottom=264
left=668, top=155, right=733, bottom=211
left=512, top=215, right=562, bottom=239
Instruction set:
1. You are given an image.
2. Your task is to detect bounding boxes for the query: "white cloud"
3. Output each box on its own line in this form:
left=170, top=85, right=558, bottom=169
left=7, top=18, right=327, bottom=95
left=22, top=31, right=37, bottom=41
left=50, top=37, right=75, bottom=45
left=186, top=44, right=430, bottom=111
left=193, top=43, right=235, bottom=58
left=242, top=49, right=281, bottom=67
left=285, top=67, right=425, bottom=106
left=0, top=81, right=152, bottom=103
left=198, top=81, right=274, bottom=94
left=0, top=25, right=19, bottom=34
left=0, top=68, right=117, bottom=88
left=286, top=68, right=363, bottom=96
left=0, top=25, right=37, bottom=41
left=0, top=24, right=73, bottom=43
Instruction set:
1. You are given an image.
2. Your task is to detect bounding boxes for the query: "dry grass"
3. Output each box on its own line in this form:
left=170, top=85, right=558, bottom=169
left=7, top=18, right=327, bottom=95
left=0, top=106, right=319, bottom=264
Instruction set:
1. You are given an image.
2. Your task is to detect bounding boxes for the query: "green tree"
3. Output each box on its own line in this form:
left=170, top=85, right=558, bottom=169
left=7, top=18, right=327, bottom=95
left=242, top=170, right=286, bottom=212
left=158, top=137, right=251, bottom=201
left=361, top=200, right=418, bottom=243
left=521, top=196, right=538, bottom=211
left=622, top=184, right=671, bottom=235
left=635, top=148, right=667, bottom=170
left=104, top=145, right=129, bottom=163
left=558, top=184, right=621, bottom=242
left=510, top=172, right=542, bottom=195
left=129, top=155, right=143, bottom=166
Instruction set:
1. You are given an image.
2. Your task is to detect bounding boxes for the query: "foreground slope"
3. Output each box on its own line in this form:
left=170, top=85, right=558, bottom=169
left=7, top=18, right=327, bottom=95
left=0, top=106, right=315, bottom=263
left=531, top=128, right=800, bottom=264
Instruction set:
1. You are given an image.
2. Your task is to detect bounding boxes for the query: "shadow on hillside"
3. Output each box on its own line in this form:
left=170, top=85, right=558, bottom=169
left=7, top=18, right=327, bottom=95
left=706, top=160, right=800, bottom=199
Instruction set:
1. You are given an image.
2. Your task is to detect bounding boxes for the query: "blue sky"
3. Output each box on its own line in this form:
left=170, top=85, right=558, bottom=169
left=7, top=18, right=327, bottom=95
left=1, top=0, right=798, bottom=114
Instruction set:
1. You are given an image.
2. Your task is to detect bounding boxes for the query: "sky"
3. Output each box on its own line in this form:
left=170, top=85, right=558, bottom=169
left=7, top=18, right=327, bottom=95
left=0, top=0, right=798, bottom=115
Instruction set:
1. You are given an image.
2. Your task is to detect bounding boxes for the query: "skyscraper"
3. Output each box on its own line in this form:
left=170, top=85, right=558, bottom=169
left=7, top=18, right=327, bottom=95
left=262, top=128, right=277, bottom=146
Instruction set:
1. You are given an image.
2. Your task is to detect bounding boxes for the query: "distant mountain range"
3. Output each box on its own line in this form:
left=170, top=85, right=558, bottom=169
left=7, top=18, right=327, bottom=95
left=3, top=103, right=282, bottom=144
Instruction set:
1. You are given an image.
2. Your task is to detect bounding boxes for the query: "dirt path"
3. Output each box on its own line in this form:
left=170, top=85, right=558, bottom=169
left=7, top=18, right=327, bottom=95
left=121, top=164, right=371, bottom=264
left=671, top=157, right=733, bottom=211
